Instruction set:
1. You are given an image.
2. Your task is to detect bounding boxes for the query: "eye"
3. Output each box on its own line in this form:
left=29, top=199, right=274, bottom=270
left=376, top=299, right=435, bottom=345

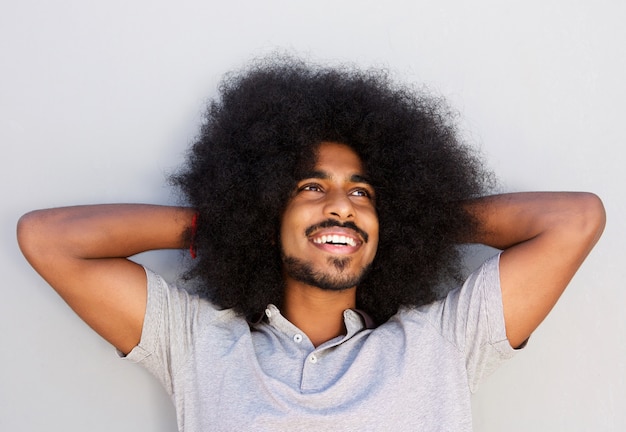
left=298, top=183, right=323, bottom=193
left=350, top=187, right=374, bottom=200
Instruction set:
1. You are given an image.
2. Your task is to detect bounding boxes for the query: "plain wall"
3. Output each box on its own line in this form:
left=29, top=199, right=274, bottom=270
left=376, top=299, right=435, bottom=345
left=1, top=1, right=624, bottom=430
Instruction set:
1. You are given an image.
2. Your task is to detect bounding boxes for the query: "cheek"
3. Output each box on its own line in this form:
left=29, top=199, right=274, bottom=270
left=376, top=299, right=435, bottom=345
left=364, top=210, right=379, bottom=240
left=368, top=234, right=380, bottom=260
left=278, top=222, right=293, bottom=253
left=367, top=220, right=380, bottom=257
left=279, top=205, right=305, bottom=248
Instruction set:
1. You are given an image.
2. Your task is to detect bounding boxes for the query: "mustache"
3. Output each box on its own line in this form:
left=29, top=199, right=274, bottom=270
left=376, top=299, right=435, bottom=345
left=305, top=219, right=370, bottom=243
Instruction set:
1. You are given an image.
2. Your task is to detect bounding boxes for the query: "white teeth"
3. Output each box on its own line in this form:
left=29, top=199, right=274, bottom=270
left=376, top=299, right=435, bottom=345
left=313, top=235, right=357, bottom=247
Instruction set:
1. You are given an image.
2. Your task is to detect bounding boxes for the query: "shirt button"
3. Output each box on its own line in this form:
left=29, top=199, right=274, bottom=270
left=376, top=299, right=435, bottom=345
left=293, top=334, right=303, bottom=343
left=309, top=354, right=317, bottom=364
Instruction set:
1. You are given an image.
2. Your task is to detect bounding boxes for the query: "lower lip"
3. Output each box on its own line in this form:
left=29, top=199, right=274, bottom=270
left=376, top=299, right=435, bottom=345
left=310, top=240, right=359, bottom=255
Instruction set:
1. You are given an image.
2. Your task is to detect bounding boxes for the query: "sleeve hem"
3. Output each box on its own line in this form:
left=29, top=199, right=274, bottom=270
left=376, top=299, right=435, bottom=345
left=118, top=266, right=164, bottom=363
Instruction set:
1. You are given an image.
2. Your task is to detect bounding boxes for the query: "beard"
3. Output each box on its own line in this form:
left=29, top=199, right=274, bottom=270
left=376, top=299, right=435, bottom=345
left=282, top=254, right=371, bottom=291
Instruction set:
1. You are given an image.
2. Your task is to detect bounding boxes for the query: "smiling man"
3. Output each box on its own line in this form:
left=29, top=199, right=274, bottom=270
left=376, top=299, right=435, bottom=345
left=17, top=57, right=605, bottom=431
left=280, top=141, right=379, bottom=346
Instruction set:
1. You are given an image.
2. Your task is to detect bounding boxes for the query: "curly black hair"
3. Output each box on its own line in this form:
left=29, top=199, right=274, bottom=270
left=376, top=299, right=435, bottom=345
left=171, top=55, right=492, bottom=324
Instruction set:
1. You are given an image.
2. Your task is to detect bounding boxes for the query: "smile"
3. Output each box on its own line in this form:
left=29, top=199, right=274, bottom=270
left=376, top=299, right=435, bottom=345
left=305, top=219, right=369, bottom=244
left=312, top=234, right=359, bottom=247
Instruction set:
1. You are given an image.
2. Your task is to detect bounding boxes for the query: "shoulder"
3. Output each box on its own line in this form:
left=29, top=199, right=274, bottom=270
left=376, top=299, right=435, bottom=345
left=391, top=254, right=509, bottom=350
left=143, top=266, right=243, bottom=328
left=126, top=267, right=248, bottom=364
left=399, top=253, right=501, bottom=319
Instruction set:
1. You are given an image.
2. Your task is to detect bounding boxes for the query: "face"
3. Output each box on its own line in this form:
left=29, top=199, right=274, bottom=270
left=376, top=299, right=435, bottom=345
left=280, top=142, right=379, bottom=291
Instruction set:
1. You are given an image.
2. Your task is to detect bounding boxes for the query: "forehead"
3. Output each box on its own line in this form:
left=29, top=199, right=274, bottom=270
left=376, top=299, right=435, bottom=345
left=312, top=142, right=365, bottom=173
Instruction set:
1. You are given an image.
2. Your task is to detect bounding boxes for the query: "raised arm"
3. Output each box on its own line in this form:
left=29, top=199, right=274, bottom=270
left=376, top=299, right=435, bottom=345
left=464, top=192, right=605, bottom=348
left=17, top=204, right=195, bottom=354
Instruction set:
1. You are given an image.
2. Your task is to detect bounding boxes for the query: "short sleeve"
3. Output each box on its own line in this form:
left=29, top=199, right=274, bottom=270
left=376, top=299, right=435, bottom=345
left=122, top=267, right=199, bottom=394
left=425, top=253, right=517, bottom=392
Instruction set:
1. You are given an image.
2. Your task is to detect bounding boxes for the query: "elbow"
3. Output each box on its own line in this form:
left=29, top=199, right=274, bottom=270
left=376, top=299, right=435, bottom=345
left=17, top=209, right=56, bottom=265
left=16, top=210, right=42, bottom=261
left=574, top=192, right=606, bottom=246
left=583, top=192, right=606, bottom=233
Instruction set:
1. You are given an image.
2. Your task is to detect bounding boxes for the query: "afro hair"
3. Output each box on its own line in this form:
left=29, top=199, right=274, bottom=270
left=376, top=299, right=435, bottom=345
left=171, top=55, right=493, bottom=324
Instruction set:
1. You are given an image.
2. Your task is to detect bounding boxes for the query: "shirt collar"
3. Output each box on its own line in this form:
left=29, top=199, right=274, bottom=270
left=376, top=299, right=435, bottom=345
left=260, top=304, right=376, bottom=343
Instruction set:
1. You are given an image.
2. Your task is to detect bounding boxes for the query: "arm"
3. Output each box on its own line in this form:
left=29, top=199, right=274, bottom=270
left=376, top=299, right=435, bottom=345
left=17, top=204, right=195, bottom=354
left=464, top=192, right=605, bottom=348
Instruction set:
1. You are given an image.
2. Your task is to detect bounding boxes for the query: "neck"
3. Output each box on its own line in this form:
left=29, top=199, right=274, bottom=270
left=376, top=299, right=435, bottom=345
left=282, top=277, right=356, bottom=347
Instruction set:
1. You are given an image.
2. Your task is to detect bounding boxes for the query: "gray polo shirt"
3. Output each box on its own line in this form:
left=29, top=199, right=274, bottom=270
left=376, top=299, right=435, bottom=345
left=125, top=254, right=515, bottom=431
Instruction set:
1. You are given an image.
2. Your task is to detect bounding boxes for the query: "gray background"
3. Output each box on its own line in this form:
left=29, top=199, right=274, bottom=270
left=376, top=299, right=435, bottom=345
left=1, top=1, right=623, bottom=430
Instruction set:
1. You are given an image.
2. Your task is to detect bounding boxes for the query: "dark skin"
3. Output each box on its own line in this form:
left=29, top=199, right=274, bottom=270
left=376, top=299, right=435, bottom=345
left=17, top=142, right=605, bottom=352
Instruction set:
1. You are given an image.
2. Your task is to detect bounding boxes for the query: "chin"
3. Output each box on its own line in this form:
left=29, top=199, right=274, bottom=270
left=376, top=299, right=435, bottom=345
left=282, top=255, right=371, bottom=291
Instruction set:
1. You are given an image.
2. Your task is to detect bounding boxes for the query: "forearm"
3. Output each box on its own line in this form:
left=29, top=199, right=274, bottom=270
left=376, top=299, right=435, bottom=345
left=18, top=204, right=195, bottom=263
left=462, top=192, right=605, bottom=251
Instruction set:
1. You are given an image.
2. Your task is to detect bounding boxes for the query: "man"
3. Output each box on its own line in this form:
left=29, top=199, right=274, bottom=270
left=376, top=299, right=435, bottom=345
left=17, top=58, right=605, bottom=430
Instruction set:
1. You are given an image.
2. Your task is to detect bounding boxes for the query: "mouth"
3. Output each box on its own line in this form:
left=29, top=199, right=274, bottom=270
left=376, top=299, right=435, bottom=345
left=308, top=231, right=362, bottom=255
left=305, top=219, right=369, bottom=244
left=305, top=220, right=367, bottom=255
left=311, top=234, right=359, bottom=247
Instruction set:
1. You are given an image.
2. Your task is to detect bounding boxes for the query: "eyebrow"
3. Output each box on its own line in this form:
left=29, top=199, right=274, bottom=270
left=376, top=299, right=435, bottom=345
left=299, top=170, right=372, bottom=185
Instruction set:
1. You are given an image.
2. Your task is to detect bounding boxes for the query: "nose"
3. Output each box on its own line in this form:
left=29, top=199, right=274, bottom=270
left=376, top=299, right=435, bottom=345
left=324, top=189, right=354, bottom=219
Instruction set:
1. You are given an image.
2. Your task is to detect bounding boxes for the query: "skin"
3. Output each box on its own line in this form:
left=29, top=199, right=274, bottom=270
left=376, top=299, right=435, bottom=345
left=17, top=143, right=605, bottom=353
left=17, top=204, right=194, bottom=354
left=280, top=142, right=379, bottom=346
left=464, top=192, right=605, bottom=347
